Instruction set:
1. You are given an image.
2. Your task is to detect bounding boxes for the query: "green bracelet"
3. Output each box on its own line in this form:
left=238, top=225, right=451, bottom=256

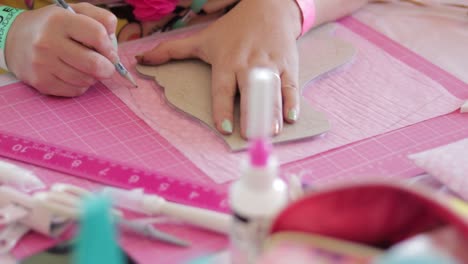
left=0, top=6, right=25, bottom=70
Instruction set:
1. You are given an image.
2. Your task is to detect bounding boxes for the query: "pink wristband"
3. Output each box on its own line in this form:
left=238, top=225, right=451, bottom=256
left=294, top=0, right=316, bottom=36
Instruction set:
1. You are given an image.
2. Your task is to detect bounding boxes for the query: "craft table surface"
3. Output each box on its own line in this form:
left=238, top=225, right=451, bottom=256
left=0, top=2, right=467, bottom=263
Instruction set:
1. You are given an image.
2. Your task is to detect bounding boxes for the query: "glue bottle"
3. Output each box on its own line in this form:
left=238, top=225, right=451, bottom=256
left=229, top=68, right=288, bottom=264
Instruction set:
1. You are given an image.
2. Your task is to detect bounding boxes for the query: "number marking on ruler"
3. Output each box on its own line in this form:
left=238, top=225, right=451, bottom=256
left=0, top=131, right=228, bottom=212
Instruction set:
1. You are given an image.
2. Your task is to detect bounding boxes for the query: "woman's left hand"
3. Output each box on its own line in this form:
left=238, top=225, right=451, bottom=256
left=137, top=0, right=302, bottom=138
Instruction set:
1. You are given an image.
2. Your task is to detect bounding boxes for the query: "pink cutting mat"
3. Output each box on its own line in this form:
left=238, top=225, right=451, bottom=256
left=0, top=16, right=467, bottom=263
left=0, top=81, right=220, bottom=187
left=0, top=82, right=228, bottom=263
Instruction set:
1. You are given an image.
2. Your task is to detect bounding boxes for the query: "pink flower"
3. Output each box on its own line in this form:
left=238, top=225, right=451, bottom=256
left=125, top=0, right=178, bottom=22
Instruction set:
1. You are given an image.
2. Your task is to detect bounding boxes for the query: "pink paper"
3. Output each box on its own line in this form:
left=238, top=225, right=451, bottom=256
left=102, top=23, right=463, bottom=184
left=409, top=138, right=468, bottom=200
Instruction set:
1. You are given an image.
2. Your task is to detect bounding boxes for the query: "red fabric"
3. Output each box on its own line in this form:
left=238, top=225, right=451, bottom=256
left=272, top=183, right=468, bottom=248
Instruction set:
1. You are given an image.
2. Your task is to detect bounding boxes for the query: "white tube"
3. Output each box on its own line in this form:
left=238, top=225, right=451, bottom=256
left=143, top=196, right=230, bottom=235
left=0, top=160, right=44, bottom=192
left=102, top=187, right=230, bottom=235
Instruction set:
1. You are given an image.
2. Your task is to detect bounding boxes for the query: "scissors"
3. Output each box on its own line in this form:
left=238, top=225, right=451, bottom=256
left=34, top=183, right=190, bottom=247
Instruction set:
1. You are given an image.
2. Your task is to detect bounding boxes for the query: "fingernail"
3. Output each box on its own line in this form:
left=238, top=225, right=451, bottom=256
left=135, top=55, right=144, bottom=63
left=98, top=59, right=115, bottom=78
left=109, top=33, right=118, bottom=50
left=273, top=120, right=281, bottom=135
left=110, top=51, right=119, bottom=64
left=288, top=108, right=298, bottom=121
left=221, top=119, right=233, bottom=134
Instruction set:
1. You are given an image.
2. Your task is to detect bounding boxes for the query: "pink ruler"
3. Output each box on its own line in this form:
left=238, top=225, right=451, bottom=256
left=0, top=131, right=228, bottom=212
left=0, top=16, right=467, bottom=263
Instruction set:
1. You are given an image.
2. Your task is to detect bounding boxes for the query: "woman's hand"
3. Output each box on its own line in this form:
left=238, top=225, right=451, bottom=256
left=5, top=3, right=118, bottom=97
left=137, top=0, right=302, bottom=138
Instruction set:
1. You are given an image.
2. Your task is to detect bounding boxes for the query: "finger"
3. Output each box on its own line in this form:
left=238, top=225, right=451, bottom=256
left=136, top=36, right=200, bottom=65
left=281, top=69, right=300, bottom=124
left=52, top=74, right=89, bottom=97
left=211, top=66, right=237, bottom=136
left=238, top=68, right=283, bottom=139
left=65, top=13, right=118, bottom=63
left=53, top=59, right=96, bottom=88
left=32, top=73, right=88, bottom=97
left=58, top=39, right=115, bottom=79
left=70, top=2, right=118, bottom=35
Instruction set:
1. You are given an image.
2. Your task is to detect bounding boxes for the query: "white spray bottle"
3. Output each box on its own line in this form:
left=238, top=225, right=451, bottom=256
left=229, top=68, right=288, bottom=264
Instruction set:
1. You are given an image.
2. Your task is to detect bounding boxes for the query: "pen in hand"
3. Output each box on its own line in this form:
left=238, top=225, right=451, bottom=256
left=54, top=0, right=138, bottom=88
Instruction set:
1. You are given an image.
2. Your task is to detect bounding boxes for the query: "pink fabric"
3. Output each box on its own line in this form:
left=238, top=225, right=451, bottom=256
left=294, top=0, right=316, bottom=36
left=125, top=0, right=178, bottom=22
left=101, top=24, right=463, bottom=184
left=409, top=139, right=468, bottom=200
left=354, top=2, right=468, bottom=84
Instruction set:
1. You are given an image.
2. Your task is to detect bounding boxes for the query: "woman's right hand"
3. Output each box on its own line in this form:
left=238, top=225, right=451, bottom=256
left=5, top=3, right=118, bottom=97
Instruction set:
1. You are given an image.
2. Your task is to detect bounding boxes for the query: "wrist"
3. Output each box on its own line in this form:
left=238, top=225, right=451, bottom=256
left=0, top=6, right=25, bottom=71
left=263, top=0, right=302, bottom=39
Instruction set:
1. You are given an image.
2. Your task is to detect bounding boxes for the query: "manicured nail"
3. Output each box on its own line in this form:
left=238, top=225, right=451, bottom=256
left=288, top=108, right=298, bottom=121
left=135, top=55, right=147, bottom=64
left=135, top=55, right=143, bottom=62
left=109, top=33, right=118, bottom=50
left=273, top=120, right=280, bottom=135
left=221, top=119, right=233, bottom=134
